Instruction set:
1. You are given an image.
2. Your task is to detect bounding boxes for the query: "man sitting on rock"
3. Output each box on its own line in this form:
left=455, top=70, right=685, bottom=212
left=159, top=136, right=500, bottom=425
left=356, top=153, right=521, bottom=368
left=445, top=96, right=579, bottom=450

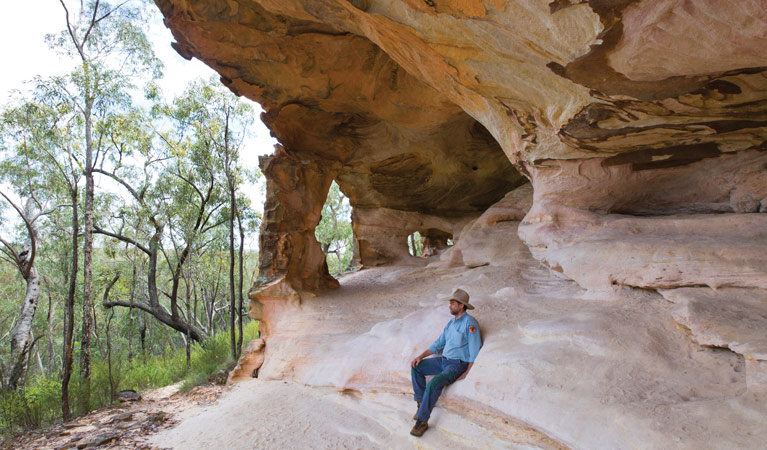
left=409, top=288, right=482, bottom=437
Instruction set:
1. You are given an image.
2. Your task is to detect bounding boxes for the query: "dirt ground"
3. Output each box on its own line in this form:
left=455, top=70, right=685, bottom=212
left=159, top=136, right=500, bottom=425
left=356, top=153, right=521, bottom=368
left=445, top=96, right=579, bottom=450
left=3, top=382, right=226, bottom=450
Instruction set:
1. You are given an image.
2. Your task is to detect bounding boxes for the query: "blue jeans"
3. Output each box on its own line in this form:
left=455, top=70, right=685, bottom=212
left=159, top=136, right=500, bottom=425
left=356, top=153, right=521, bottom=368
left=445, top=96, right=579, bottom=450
left=411, top=356, right=468, bottom=422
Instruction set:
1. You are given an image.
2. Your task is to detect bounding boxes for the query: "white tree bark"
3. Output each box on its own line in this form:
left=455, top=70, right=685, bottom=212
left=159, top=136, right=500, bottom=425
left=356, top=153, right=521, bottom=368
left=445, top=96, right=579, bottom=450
left=3, top=197, right=43, bottom=390
left=8, top=261, right=40, bottom=389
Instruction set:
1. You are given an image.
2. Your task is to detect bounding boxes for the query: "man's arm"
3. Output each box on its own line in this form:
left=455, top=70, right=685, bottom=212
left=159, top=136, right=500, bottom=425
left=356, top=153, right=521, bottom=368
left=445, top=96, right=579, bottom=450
left=410, top=349, right=433, bottom=368
left=411, top=323, right=448, bottom=368
left=457, top=319, right=482, bottom=380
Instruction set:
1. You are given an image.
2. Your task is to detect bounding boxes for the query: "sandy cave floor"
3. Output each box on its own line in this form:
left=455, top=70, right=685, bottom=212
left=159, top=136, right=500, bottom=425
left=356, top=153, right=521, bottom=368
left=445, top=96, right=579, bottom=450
left=150, top=378, right=553, bottom=450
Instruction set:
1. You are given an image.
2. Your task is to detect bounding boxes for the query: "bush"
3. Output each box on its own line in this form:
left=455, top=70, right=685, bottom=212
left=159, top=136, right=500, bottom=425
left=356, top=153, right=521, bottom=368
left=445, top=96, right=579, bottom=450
left=0, top=321, right=259, bottom=440
left=0, top=376, right=61, bottom=437
left=180, top=320, right=260, bottom=392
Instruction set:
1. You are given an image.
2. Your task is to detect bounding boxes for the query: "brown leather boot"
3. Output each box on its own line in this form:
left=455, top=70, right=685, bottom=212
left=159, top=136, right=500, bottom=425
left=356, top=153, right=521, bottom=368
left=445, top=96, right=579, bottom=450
left=410, top=419, right=428, bottom=437
left=412, top=402, right=421, bottom=420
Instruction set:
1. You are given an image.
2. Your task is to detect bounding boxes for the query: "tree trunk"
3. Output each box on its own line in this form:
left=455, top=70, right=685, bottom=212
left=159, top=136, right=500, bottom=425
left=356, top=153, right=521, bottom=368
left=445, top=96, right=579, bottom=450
left=128, top=259, right=137, bottom=362
left=139, top=313, right=146, bottom=363
left=62, top=189, right=79, bottom=421
left=102, top=274, right=119, bottom=402
left=185, top=271, right=192, bottom=370
left=228, top=157, right=237, bottom=360
left=35, top=348, right=44, bottom=374
left=80, top=99, right=95, bottom=413
left=237, top=212, right=244, bottom=357
left=106, top=310, right=114, bottom=402
left=46, top=293, right=56, bottom=375
left=8, top=266, right=40, bottom=390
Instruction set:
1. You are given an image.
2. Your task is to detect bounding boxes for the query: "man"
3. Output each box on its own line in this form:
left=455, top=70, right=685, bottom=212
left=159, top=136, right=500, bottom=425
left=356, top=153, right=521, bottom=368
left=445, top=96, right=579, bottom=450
left=409, top=288, right=481, bottom=437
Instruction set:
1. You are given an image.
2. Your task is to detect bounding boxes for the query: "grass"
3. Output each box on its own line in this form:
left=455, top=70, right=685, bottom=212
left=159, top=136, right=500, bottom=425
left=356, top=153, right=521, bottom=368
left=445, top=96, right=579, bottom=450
left=0, top=320, right=259, bottom=439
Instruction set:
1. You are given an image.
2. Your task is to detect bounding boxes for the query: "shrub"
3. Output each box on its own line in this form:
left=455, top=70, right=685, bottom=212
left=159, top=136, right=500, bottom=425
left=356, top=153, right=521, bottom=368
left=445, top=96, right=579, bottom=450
left=0, top=376, right=61, bottom=437
left=0, top=320, right=259, bottom=440
left=180, top=320, right=260, bottom=392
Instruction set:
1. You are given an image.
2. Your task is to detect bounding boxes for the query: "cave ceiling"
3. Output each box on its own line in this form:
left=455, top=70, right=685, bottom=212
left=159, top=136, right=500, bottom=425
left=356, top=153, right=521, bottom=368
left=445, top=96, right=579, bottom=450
left=157, top=0, right=767, bottom=289
left=156, top=0, right=527, bottom=218
left=156, top=0, right=767, bottom=182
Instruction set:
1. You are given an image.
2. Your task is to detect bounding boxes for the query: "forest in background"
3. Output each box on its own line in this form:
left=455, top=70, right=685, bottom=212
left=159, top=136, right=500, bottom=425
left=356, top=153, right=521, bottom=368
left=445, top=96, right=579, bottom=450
left=0, top=0, right=354, bottom=435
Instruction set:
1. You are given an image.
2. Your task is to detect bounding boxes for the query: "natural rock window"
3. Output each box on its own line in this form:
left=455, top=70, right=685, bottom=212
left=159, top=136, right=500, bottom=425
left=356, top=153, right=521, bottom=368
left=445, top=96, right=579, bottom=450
left=407, top=231, right=423, bottom=257
left=409, top=229, right=453, bottom=257
left=315, top=181, right=353, bottom=276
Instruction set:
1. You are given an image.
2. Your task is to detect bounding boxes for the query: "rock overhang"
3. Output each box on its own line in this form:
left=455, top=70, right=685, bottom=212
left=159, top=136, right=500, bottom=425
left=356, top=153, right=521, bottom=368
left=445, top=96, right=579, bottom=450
left=152, top=3, right=767, bottom=446
left=155, top=0, right=767, bottom=292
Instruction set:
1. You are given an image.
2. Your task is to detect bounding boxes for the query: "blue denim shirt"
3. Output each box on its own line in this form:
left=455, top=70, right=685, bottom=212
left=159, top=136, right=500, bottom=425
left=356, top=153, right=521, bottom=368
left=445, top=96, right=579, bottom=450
left=428, top=312, right=482, bottom=362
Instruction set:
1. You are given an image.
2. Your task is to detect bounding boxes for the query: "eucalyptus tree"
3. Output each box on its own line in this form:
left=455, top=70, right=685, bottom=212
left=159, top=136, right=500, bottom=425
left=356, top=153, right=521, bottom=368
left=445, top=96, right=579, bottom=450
left=43, top=0, right=163, bottom=407
left=0, top=100, right=72, bottom=390
left=91, top=116, right=210, bottom=343
left=0, top=97, right=86, bottom=417
left=167, top=78, right=255, bottom=360
left=316, top=181, right=353, bottom=275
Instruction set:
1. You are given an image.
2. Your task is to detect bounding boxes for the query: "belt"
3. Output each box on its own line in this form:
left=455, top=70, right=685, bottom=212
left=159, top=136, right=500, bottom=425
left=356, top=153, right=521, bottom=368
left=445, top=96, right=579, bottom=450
left=443, top=356, right=468, bottom=364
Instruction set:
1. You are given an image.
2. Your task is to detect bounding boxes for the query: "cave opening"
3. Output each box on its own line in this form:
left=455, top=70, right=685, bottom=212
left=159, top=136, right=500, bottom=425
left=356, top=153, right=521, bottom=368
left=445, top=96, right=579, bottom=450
left=315, top=181, right=354, bottom=276
left=408, top=228, right=453, bottom=257
left=407, top=231, right=423, bottom=257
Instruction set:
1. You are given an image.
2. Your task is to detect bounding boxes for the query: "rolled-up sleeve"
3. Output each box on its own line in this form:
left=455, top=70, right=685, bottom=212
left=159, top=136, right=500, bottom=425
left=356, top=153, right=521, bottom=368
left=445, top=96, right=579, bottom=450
left=428, top=325, right=447, bottom=355
left=467, top=319, right=482, bottom=362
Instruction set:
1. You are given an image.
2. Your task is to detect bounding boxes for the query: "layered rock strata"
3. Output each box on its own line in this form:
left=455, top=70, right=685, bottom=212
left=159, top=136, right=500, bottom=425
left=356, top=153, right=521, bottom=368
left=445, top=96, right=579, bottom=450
left=221, top=204, right=765, bottom=449
left=157, top=0, right=767, bottom=295
left=154, top=1, right=767, bottom=447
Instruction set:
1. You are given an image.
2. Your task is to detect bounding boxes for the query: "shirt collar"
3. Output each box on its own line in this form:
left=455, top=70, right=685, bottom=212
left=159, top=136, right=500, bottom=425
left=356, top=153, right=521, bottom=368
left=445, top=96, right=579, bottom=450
left=453, top=312, right=468, bottom=322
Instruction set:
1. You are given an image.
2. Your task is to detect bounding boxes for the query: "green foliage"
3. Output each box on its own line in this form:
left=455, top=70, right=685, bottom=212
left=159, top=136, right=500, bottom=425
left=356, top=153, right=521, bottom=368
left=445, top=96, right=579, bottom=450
left=315, top=181, right=354, bottom=275
left=0, top=1, right=264, bottom=438
left=408, top=231, right=423, bottom=257
left=179, top=320, right=260, bottom=392
left=0, top=321, right=259, bottom=439
left=0, top=376, right=61, bottom=435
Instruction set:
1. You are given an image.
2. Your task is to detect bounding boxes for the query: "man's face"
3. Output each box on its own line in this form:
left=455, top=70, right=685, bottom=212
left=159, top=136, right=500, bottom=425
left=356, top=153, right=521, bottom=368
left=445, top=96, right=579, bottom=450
left=449, top=300, right=463, bottom=316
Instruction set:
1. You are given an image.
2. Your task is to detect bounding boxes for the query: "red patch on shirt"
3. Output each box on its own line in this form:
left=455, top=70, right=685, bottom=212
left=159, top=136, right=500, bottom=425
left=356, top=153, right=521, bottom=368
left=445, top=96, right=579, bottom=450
left=469, top=326, right=476, bottom=332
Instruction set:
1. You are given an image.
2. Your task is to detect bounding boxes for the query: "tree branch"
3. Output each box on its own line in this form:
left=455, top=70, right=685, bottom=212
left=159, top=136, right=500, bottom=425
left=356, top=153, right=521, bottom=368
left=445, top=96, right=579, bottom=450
left=92, top=168, right=143, bottom=202
left=58, top=0, right=85, bottom=60
left=94, top=225, right=151, bottom=255
left=0, top=191, right=37, bottom=276
left=103, top=273, right=120, bottom=304
left=103, top=299, right=156, bottom=316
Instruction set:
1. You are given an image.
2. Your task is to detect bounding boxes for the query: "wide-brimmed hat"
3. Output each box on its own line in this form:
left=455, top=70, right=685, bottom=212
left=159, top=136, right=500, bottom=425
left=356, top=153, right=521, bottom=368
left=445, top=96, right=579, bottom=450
left=446, top=288, right=474, bottom=310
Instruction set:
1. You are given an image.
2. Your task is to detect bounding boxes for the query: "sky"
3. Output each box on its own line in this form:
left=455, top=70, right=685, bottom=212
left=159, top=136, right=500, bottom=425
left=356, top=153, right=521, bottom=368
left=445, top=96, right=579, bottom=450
left=0, top=0, right=279, bottom=247
left=0, top=0, right=277, bottom=208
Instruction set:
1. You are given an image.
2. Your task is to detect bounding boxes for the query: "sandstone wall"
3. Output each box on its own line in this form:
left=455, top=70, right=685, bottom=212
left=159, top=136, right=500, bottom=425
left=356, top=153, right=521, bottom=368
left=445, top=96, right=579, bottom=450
left=156, top=0, right=767, bottom=298
left=153, top=3, right=767, bottom=445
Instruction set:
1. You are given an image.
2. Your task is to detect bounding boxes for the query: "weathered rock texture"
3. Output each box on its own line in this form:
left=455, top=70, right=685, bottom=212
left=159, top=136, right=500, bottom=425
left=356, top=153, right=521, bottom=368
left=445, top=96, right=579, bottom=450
left=155, top=207, right=767, bottom=449
left=155, top=1, right=767, bottom=448
left=156, top=0, right=767, bottom=294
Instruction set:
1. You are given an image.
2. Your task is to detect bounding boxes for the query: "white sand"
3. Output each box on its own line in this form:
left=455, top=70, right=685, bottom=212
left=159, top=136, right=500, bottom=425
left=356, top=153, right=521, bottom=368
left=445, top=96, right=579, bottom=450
left=151, top=379, right=549, bottom=449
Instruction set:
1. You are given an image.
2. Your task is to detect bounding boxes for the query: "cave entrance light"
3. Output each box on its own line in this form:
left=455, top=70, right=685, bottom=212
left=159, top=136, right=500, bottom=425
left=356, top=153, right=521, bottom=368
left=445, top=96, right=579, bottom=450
left=315, top=181, right=354, bottom=276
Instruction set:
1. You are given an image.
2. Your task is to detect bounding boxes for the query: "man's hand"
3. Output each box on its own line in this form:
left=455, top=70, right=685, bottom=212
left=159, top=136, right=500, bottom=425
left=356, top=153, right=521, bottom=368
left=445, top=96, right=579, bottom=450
left=410, top=350, right=433, bottom=368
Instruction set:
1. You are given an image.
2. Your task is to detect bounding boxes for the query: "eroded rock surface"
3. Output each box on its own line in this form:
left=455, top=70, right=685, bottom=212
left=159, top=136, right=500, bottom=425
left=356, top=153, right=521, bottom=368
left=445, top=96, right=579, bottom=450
left=160, top=212, right=766, bottom=449
left=153, top=1, right=767, bottom=448
left=156, top=0, right=767, bottom=293
left=661, top=288, right=767, bottom=361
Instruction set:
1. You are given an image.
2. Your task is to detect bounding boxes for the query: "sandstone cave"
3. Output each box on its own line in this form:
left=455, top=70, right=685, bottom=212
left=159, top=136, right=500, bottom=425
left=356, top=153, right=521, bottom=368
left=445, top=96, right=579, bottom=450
left=152, top=1, right=767, bottom=448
